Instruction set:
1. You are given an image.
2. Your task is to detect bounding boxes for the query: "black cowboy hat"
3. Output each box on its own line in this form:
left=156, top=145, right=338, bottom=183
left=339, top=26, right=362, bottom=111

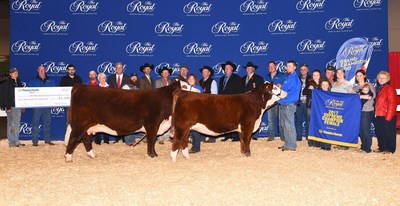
left=221, top=60, right=237, bottom=71
left=158, top=66, right=173, bottom=76
left=139, top=63, right=154, bottom=72
left=199, top=65, right=214, bottom=76
left=244, top=61, right=258, bottom=70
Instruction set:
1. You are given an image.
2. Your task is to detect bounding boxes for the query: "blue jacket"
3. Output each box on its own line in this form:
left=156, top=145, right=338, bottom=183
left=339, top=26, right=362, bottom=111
left=265, top=71, right=285, bottom=86
left=28, top=75, right=56, bottom=87
left=279, top=72, right=301, bottom=105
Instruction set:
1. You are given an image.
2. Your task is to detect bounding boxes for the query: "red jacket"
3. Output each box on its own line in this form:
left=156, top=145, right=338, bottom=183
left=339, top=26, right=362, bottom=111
left=375, top=84, right=397, bottom=121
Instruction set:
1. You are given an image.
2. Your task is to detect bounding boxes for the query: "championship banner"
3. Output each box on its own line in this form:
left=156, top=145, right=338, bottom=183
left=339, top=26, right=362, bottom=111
left=308, top=90, right=361, bottom=147
left=336, top=37, right=374, bottom=84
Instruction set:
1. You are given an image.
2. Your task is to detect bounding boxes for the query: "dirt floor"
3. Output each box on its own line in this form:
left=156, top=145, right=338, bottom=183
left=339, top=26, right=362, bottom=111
left=0, top=136, right=399, bottom=206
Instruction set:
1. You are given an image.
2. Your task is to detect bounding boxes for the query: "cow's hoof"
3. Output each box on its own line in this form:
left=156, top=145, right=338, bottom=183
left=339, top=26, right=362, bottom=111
left=87, top=150, right=96, bottom=159
left=170, top=150, right=178, bottom=162
left=182, top=148, right=190, bottom=160
left=244, top=151, right=251, bottom=157
left=65, top=153, right=73, bottom=163
left=148, top=153, right=157, bottom=158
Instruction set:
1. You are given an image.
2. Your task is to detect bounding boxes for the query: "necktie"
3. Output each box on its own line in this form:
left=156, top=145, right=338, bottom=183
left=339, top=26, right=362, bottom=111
left=117, top=75, right=121, bottom=89
left=246, top=76, right=250, bottom=85
left=223, top=76, right=228, bottom=90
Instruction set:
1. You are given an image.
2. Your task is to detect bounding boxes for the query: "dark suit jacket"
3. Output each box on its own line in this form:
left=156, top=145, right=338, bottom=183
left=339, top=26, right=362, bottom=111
left=138, top=75, right=155, bottom=90
left=242, top=73, right=264, bottom=92
left=108, top=73, right=130, bottom=89
left=218, top=73, right=243, bottom=95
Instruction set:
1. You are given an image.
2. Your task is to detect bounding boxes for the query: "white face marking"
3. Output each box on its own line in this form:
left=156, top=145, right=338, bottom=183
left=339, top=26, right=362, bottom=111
left=65, top=153, right=73, bottom=163
left=157, top=116, right=171, bottom=135
left=87, top=124, right=118, bottom=136
left=170, top=150, right=178, bottom=162
left=87, top=149, right=96, bottom=159
left=182, top=147, right=190, bottom=160
left=179, top=80, right=191, bottom=91
left=191, top=123, right=240, bottom=136
left=64, top=124, right=72, bottom=146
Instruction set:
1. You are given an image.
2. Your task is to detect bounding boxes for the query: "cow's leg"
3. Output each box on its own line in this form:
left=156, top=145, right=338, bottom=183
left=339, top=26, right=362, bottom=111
left=240, top=129, right=252, bottom=157
left=82, top=134, right=96, bottom=159
left=146, top=129, right=158, bottom=158
left=65, top=130, right=82, bottom=163
left=170, top=127, right=189, bottom=162
left=181, top=130, right=192, bottom=160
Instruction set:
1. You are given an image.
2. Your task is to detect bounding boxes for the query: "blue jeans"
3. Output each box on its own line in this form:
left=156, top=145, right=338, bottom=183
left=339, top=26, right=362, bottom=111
left=191, top=130, right=205, bottom=152
left=279, top=103, right=297, bottom=149
left=32, top=108, right=51, bottom=143
left=6, top=107, right=22, bottom=147
left=295, top=102, right=307, bottom=140
left=125, top=135, right=136, bottom=145
left=267, top=105, right=279, bottom=139
left=359, top=111, right=374, bottom=153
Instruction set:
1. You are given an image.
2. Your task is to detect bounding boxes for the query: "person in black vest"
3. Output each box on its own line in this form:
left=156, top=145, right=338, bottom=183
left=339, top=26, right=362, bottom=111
left=242, top=61, right=264, bottom=140
left=219, top=60, right=243, bottom=142
left=199, top=65, right=218, bottom=143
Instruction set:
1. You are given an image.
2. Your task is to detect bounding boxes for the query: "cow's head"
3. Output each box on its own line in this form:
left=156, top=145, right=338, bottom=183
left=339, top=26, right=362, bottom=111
left=260, top=81, right=282, bottom=110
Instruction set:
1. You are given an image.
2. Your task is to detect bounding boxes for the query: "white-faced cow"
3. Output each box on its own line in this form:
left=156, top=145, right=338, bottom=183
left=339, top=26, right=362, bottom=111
left=170, top=82, right=282, bottom=162
left=64, top=80, right=188, bottom=162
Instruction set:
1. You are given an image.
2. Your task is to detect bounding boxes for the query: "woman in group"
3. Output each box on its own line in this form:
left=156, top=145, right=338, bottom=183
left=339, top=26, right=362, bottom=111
left=374, top=71, right=397, bottom=154
left=94, top=73, right=110, bottom=144
left=330, top=68, right=354, bottom=150
left=353, top=69, right=376, bottom=153
left=319, top=79, right=332, bottom=150
left=302, top=69, right=322, bottom=147
left=186, top=74, right=205, bottom=154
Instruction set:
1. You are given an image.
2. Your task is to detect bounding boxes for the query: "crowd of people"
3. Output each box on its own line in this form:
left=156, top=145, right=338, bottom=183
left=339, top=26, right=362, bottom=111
left=0, top=60, right=397, bottom=154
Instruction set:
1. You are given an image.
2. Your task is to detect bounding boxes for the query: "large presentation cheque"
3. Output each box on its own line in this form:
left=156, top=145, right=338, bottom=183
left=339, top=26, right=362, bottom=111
left=15, top=87, right=72, bottom=108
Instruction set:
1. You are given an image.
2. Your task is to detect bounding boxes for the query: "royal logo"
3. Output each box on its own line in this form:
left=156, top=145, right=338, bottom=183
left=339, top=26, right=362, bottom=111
left=12, top=0, right=42, bottom=12
left=363, top=37, right=383, bottom=48
left=344, top=45, right=365, bottom=56
left=325, top=17, right=354, bottom=30
left=183, top=1, right=212, bottom=14
left=98, top=21, right=127, bottom=33
left=353, top=0, right=382, bottom=8
left=97, top=62, right=127, bottom=75
left=211, top=21, right=240, bottom=34
left=51, top=107, right=65, bottom=115
left=20, top=122, right=42, bottom=135
left=40, top=20, right=70, bottom=33
left=240, top=0, right=268, bottom=13
left=268, top=20, right=297, bottom=32
left=296, top=0, right=325, bottom=11
left=127, top=0, right=156, bottom=13
left=240, top=41, right=268, bottom=54
left=212, top=62, right=241, bottom=76
left=275, top=61, right=287, bottom=73
left=183, top=42, right=212, bottom=55
left=155, top=62, right=181, bottom=76
left=69, top=0, right=99, bottom=12
left=326, top=59, right=336, bottom=68
left=297, top=39, right=326, bottom=52
left=325, top=99, right=345, bottom=108
left=154, top=22, right=184, bottom=34
left=258, top=122, right=269, bottom=133
left=69, top=41, right=98, bottom=54
left=43, top=61, right=68, bottom=74
left=11, top=40, right=40, bottom=53
left=126, top=41, right=155, bottom=54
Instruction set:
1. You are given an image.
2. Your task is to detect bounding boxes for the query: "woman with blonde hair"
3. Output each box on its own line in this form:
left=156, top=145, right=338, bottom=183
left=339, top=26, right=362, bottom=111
left=374, top=71, right=397, bottom=154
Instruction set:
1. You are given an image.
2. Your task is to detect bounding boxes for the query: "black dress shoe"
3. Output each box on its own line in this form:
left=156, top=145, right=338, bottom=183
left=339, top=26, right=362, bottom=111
left=33, top=142, right=39, bottom=146
left=18, top=143, right=26, bottom=146
left=252, top=137, right=258, bottom=140
left=231, top=139, right=240, bottom=142
left=45, top=141, right=55, bottom=145
left=278, top=146, right=285, bottom=149
left=189, top=149, right=199, bottom=154
left=221, top=138, right=230, bottom=142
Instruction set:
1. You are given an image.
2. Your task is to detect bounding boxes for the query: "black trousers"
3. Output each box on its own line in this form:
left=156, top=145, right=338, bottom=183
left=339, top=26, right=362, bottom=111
left=374, top=116, right=397, bottom=153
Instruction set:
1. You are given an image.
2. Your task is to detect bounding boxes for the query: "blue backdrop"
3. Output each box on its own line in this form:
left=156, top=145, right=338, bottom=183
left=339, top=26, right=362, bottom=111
left=10, top=0, right=388, bottom=140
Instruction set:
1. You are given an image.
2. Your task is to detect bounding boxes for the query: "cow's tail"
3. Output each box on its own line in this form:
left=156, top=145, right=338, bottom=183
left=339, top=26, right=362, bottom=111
left=132, top=134, right=147, bottom=147
left=169, top=91, right=180, bottom=139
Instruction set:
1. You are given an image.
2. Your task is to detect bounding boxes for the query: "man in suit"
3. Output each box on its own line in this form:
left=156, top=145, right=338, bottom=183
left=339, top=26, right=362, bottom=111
left=218, top=60, right=243, bottom=142
left=108, top=62, right=130, bottom=89
left=242, top=62, right=264, bottom=140
left=107, top=62, right=130, bottom=143
left=138, top=63, right=156, bottom=90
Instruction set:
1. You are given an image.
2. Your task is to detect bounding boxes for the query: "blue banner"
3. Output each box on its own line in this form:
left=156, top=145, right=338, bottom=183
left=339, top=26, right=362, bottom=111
left=336, top=37, right=374, bottom=83
left=9, top=0, right=388, bottom=140
left=308, top=90, right=361, bottom=147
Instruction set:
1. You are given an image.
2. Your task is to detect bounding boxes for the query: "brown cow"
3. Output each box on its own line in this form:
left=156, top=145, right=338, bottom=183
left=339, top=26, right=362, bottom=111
left=170, top=82, right=282, bottom=162
left=64, top=80, right=188, bottom=162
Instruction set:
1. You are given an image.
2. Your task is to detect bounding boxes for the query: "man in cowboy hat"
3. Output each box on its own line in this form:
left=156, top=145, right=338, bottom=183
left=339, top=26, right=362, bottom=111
left=139, top=63, right=156, bottom=90
left=242, top=61, right=265, bottom=140
left=198, top=65, right=218, bottom=144
left=219, top=60, right=243, bottom=142
left=155, top=66, right=173, bottom=88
